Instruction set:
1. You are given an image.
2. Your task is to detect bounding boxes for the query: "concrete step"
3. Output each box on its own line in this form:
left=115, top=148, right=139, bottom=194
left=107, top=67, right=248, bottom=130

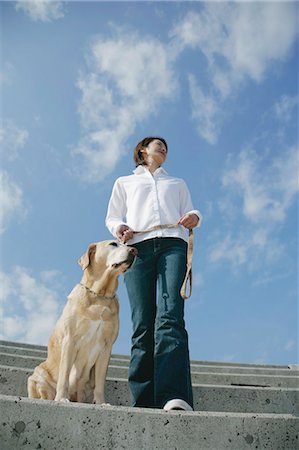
left=1, top=365, right=298, bottom=415
left=1, top=344, right=297, bottom=377
left=0, top=339, right=298, bottom=450
left=1, top=352, right=298, bottom=388
left=106, top=364, right=299, bottom=388
left=1, top=340, right=295, bottom=369
left=0, top=340, right=47, bottom=351
left=1, top=394, right=298, bottom=450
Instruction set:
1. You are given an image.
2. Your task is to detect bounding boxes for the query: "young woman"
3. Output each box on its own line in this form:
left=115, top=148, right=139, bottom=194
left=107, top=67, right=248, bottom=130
left=106, top=137, right=201, bottom=411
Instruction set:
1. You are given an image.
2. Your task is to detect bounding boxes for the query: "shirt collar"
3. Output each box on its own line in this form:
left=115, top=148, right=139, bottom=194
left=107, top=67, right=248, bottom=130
left=133, top=165, right=168, bottom=176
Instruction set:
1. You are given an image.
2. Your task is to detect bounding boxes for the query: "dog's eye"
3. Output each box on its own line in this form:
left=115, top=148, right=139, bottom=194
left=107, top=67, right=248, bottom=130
left=109, top=242, right=118, bottom=247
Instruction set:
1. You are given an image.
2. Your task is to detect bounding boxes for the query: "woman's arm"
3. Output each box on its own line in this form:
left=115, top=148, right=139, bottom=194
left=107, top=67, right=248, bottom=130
left=178, top=180, right=202, bottom=230
left=106, top=179, right=127, bottom=236
left=105, top=179, right=134, bottom=242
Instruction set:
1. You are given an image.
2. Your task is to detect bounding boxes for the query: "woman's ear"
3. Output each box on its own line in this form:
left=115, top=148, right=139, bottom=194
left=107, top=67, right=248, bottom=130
left=78, top=243, right=96, bottom=270
left=140, top=146, right=148, bottom=159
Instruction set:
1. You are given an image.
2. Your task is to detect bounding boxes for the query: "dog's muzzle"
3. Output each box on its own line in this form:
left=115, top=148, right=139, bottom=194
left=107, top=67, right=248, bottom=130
left=112, top=247, right=137, bottom=270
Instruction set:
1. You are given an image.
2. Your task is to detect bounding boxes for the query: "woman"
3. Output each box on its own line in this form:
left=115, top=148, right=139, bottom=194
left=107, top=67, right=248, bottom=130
left=105, top=137, right=201, bottom=411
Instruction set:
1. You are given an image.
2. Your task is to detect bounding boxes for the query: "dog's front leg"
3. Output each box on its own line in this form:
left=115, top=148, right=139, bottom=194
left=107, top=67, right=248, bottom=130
left=93, top=345, right=112, bottom=404
left=55, top=337, right=75, bottom=402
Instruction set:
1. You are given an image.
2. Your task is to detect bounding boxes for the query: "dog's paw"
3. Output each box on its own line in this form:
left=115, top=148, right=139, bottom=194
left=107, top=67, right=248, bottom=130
left=55, top=397, right=70, bottom=403
left=93, top=399, right=110, bottom=405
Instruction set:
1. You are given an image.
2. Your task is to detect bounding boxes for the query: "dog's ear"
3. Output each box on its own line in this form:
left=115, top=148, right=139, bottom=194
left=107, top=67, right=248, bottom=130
left=78, top=243, right=97, bottom=270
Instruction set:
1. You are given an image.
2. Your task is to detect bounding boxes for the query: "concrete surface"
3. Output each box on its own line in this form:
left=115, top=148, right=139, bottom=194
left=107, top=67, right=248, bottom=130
left=0, top=340, right=298, bottom=450
left=1, top=343, right=297, bottom=375
left=0, top=340, right=294, bottom=368
left=1, top=352, right=298, bottom=388
left=1, top=395, right=298, bottom=450
left=1, top=365, right=298, bottom=415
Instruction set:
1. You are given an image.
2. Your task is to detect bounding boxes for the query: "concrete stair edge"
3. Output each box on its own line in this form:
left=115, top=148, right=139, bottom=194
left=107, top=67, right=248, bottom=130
left=0, top=340, right=295, bottom=369
left=2, top=345, right=297, bottom=375
left=1, top=352, right=297, bottom=389
left=0, top=339, right=298, bottom=450
left=1, top=365, right=298, bottom=415
left=1, top=394, right=298, bottom=450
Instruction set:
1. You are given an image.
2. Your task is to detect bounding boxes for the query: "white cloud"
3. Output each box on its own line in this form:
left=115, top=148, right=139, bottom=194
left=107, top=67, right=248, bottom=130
left=193, top=272, right=204, bottom=288
left=274, top=95, right=298, bottom=123
left=285, top=340, right=296, bottom=352
left=224, top=3, right=297, bottom=82
left=209, top=145, right=298, bottom=270
left=0, top=271, right=15, bottom=302
left=188, top=74, right=222, bottom=145
left=0, top=120, right=29, bottom=161
left=222, top=146, right=299, bottom=225
left=72, top=4, right=298, bottom=172
left=210, top=233, right=247, bottom=267
left=170, top=2, right=298, bottom=142
left=40, top=269, right=62, bottom=283
left=0, top=121, right=28, bottom=232
left=0, top=62, right=15, bottom=86
left=172, top=2, right=297, bottom=85
left=15, top=1, right=65, bottom=22
left=0, top=266, right=62, bottom=344
left=209, top=229, right=284, bottom=270
left=253, top=269, right=294, bottom=288
left=72, top=30, right=178, bottom=182
left=0, top=171, right=26, bottom=233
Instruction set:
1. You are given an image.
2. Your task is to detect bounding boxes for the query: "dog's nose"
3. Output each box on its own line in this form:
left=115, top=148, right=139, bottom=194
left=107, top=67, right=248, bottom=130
left=129, top=246, right=138, bottom=256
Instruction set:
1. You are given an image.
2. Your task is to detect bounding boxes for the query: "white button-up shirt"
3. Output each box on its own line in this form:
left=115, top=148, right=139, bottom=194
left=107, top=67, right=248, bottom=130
left=105, top=165, right=202, bottom=245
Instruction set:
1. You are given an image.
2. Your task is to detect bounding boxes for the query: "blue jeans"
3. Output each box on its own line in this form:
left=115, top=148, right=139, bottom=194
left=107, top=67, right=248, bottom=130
left=124, top=237, right=193, bottom=409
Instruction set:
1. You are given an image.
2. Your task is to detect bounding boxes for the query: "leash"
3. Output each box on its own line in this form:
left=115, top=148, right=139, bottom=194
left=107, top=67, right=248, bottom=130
left=133, top=224, right=193, bottom=300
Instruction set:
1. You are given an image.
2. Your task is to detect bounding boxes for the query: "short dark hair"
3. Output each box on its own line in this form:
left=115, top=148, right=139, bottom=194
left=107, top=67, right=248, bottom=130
left=133, top=137, right=168, bottom=167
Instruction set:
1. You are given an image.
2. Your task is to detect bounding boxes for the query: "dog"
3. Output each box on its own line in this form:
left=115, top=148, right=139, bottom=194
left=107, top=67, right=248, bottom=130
left=27, top=240, right=137, bottom=403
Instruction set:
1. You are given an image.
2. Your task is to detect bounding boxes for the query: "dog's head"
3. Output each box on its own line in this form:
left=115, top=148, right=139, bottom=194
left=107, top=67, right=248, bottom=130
left=78, top=240, right=137, bottom=274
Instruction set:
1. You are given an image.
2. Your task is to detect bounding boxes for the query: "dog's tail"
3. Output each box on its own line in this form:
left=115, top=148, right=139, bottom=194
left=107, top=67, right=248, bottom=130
left=27, top=364, right=56, bottom=400
left=27, top=374, right=39, bottom=398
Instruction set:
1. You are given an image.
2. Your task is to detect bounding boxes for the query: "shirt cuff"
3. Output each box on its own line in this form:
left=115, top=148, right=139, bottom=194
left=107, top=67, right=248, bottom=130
left=188, top=210, right=202, bottom=228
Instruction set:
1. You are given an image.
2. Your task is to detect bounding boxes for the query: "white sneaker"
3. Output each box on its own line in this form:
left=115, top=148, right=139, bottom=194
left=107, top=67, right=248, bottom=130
left=163, top=399, right=193, bottom=411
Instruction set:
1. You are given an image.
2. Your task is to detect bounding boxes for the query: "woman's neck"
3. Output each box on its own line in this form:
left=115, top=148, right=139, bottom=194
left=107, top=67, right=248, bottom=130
left=146, top=159, right=161, bottom=174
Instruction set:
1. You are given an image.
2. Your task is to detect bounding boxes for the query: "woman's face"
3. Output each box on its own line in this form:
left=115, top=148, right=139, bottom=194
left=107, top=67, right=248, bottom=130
left=142, top=139, right=167, bottom=165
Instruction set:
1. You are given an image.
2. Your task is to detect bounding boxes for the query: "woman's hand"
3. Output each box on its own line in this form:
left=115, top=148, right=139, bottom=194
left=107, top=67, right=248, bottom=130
left=116, top=224, right=134, bottom=242
left=178, top=213, right=199, bottom=230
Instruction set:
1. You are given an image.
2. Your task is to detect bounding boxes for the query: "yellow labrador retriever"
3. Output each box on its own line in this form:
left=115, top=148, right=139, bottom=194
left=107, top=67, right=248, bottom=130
left=27, top=240, right=136, bottom=403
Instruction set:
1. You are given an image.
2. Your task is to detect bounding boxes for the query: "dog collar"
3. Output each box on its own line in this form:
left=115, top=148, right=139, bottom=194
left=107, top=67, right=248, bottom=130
left=79, top=283, right=115, bottom=301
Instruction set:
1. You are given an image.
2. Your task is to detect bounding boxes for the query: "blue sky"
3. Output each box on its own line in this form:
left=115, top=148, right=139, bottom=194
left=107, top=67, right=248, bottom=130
left=1, top=1, right=298, bottom=365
